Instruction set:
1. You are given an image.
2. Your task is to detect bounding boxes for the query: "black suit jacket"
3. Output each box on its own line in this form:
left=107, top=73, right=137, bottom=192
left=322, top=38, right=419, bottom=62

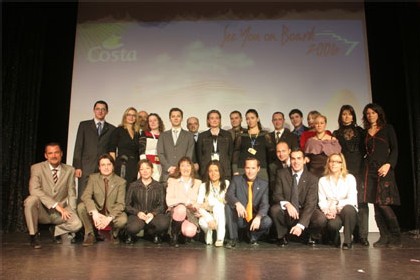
left=272, top=167, right=318, bottom=228
left=269, top=128, right=299, bottom=159
left=268, top=128, right=298, bottom=185
left=226, top=175, right=270, bottom=218
left=73, top=119, right=116, bottom=180
left=196, top=129, right=233, bottom=179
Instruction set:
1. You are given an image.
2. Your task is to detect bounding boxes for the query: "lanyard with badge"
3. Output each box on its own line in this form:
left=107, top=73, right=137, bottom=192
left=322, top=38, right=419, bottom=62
left=211, top=135, right=220, bottom=161
left=248, top=133, right=258, bottom=155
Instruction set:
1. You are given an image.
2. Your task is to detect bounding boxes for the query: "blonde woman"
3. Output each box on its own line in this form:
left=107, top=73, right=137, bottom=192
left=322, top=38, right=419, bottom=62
left=109, top=107, right=140, bottom=183
left=197, top=160, right=229, bottom=247
left=318, top=153, right=358, bottom=250
left=304, top=115, right=341, bottom=178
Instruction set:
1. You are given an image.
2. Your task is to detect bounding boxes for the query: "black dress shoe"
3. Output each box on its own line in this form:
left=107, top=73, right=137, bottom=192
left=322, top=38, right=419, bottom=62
left=225, top=239, right=237, bottom=249
left=342, top=243, right=353, bottom=250
left=125, top=235, right=134, bottom=245
left=30, top=233, right=42, bottom=249
left=250, top=239, right=259, bottom=246
left=307, top=236, right=318, bottom=246
left=359, top=238, right=370, bottom=247
left=277, top=237, right=288, bottom=247
left=53, top=235, right=62, bottom=244
left=153, top=235, right=162, bottom=245
left=95, top=232, right=106, bottom=242
left=170, top=234, right=179, bottom=247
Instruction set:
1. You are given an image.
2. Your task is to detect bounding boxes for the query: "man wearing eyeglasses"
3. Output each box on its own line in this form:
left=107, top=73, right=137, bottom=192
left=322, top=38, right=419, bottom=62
left=73, top=100, right=116, bottom=200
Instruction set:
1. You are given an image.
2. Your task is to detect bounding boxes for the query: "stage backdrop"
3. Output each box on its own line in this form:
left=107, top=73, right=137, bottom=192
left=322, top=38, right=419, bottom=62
left=68, top=5, right=372, bottom=159
left=67, top=4, right=376, bottom=230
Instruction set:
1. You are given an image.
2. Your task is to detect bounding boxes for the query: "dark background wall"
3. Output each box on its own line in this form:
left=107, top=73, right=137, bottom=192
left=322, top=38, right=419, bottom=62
left=2, top=1, right=419, bottom=231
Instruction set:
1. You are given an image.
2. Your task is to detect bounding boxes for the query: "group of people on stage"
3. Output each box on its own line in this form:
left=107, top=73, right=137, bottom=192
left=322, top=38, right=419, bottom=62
left=24, top=101, right=402, bottom=251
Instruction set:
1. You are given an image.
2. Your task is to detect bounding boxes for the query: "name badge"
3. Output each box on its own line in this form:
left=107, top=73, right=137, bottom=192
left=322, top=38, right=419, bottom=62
left=211, top=153, right=220, bottom=161
left=248, top=148, right=257, bottom=155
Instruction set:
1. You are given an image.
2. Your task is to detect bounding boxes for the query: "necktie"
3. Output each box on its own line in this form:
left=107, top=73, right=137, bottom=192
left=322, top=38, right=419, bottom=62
left=173, top=130, right=178, bottom=145
left=52, top=169, right=58, bottom=184
left=97, top=122, right=102, bottom=136
left=101, top=178, right=109, bottom=215
left=276, top=131, right=281, bottom=143
left=291, top=173, right=299, bottom=210
left=246, top=181, right=253, bottom=222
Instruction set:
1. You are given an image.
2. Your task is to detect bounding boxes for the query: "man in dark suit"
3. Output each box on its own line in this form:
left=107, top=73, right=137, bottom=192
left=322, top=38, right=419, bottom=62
left=268, top=112, right=299, bottom=190
left=77, top=154, right=127, bottom=246
left=270, top=149, right=326, bottom=247
left=157, top=107, right=195, bottom=182
left=24, top=143, right=82, bottom=248
left=186, top=116, right=200, bottom=174
left=227, top=110, right=245, bottom=142
left=288, top=108, right=309, bottom=144
left=225, top=157, right=272, bottom=247
left=73, top=100, right=115, bottom=200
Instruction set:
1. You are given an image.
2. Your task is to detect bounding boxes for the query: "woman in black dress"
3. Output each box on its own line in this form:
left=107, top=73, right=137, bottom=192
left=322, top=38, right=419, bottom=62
left=333, top=105, right=368, bottom=246
left=109, top=107, right=140, bottom=184
left=362, top=103, right=401, bottom=248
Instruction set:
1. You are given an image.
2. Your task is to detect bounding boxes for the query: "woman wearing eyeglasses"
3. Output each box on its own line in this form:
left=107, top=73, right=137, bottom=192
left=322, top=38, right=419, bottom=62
left=318, top=153, right=358, bottom=250
left=109, top=107, right=140, bottom=184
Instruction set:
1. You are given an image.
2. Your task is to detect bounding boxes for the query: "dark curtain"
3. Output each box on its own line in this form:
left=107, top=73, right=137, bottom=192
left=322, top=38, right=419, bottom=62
left=365, top=2, right=420, bottom=230
left=2, top=5, right=46, bottom=232
left=1, top=2, right=77, bottom=232
left=397, top=6, right=420, bottom=230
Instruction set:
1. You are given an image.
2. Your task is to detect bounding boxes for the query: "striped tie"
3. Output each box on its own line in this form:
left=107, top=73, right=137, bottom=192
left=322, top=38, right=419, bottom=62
left=52, top=169, right=58, bottom=184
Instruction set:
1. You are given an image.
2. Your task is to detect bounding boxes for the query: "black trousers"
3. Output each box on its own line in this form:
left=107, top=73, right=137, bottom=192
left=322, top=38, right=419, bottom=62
left=270, top=204, right=326, bottom=240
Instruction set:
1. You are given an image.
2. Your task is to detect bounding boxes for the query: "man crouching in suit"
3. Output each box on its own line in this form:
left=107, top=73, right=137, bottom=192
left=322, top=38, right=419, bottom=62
left=270, top=149, right=326, bottom=247
left=225, top=157, right=272, bottom=248
left=24, top=143, right=82, bottom=249
left=77, top=154, right=127, bottom=246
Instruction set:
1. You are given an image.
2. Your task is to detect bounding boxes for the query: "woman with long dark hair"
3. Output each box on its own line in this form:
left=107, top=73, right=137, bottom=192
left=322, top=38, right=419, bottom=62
left=362, top=103, right=401, bottom=248
left=333, top=105, right=368, bottom=246
left=197, top=160, right=229, bottom=247
left=232, top=109, right=273, bottom=181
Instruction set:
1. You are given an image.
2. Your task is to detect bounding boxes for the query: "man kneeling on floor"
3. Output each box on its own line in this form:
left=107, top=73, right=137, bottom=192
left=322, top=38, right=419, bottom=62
left=270, top=149, right=326, bottom=247
left=77, top=154, right=127, bottom=246
left=225, top=157, right=272, bottom=248
left=24, top=142, right=82, bottom=249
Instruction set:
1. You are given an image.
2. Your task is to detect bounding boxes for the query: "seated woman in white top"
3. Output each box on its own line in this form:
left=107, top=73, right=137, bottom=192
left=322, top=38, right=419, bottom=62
left=318, top=153, right=358, bottom=250
left=197, top=160, right=229, bottom=247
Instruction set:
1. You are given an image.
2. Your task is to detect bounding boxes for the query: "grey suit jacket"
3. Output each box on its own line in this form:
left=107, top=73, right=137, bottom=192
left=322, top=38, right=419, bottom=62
left=81, top=173, right=126, bottom=218
left=272, top=167, right=318, bottom=228
left=73, top=119, right=116, bottom=177
left=157, top=128, right=195, bottom=182
left=226, top=175, right=270, bottom=218
left=29, top=161, right=77, bottom=211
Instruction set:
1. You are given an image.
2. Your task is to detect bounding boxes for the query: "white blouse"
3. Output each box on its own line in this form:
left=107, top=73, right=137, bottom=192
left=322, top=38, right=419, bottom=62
left=318, top=174, right=358, bottom=213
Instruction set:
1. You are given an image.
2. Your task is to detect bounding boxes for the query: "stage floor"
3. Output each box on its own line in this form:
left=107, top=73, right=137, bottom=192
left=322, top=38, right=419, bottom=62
left=2, top=230, right=420, bottom=280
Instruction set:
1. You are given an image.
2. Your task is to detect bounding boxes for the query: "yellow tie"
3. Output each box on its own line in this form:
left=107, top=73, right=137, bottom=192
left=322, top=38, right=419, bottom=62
left=246, top=181, right=253, bottom=222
